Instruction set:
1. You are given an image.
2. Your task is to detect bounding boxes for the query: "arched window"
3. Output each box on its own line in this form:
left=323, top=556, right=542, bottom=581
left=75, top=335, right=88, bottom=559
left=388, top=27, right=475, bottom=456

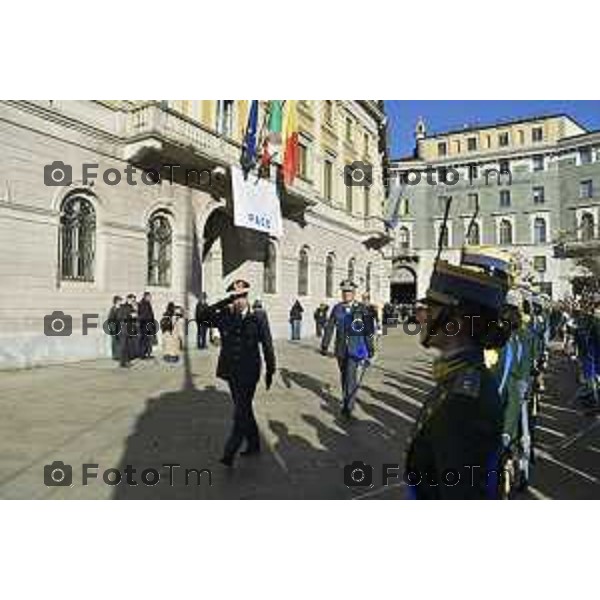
left=398, top=226, right=410, bottom=249
left=325, top=253, right=335, bottom=298
left=533, top=217, right=547, bottom=244
left=581, top=213, right=595, bottom=241
left=147, top=212, right=172, bottom=287
left=499, top=219, right=513, bottom=245
left=365, top=262, right=372, bottom=293
left=298, top=247, right=309, bottom=296
left=60, top=195, right=96, bottom=281
left=347, top=257, right=356, bottom=282
left=264, top=241, right=277, bottom=294
left=466, top=221, right=480, bottom=246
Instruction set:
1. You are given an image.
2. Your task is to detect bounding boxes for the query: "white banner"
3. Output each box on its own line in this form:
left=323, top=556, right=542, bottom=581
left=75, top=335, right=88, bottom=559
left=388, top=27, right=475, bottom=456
left=231, top=166, right=284, bottom=238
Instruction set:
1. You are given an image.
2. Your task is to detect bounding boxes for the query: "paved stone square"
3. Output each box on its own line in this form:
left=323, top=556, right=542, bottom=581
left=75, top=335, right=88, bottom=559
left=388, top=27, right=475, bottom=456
left=0, top=329, right=598, bottom=499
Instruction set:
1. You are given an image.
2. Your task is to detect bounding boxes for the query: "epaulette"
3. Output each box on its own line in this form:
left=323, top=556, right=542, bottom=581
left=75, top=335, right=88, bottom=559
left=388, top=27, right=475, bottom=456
left=449, top=368, right=482, bottom=399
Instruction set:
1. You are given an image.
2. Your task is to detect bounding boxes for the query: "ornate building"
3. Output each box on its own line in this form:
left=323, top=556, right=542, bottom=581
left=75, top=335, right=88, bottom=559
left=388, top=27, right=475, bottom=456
left=386, top=113, right=600, bottom=302
left=0, top=100, right=389, bottom=368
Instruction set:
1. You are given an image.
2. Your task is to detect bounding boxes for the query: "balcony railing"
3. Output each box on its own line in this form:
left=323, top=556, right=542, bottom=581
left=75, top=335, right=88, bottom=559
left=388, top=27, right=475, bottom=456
left=124, top=102, right=241, bottom=166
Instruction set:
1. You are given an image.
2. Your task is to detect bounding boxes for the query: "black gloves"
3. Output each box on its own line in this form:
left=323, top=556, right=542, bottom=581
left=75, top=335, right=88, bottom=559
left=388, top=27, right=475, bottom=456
left=266, top=370, right=274, bottom=390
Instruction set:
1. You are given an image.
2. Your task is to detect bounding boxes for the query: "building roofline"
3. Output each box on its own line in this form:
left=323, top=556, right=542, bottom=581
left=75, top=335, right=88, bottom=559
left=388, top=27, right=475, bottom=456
left=558, top=127, right=600, bottom=143
left=420, top=112, right=588, bottom=140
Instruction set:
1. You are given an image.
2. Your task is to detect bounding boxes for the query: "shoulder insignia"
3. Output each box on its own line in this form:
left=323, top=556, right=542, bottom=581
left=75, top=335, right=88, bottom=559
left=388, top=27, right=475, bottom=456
left=450, top=369, right=481, bottom=399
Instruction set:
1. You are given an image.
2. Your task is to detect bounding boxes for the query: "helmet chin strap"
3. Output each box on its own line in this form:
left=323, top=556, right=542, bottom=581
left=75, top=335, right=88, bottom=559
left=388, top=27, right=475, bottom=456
left=421, top=305, right=451, bottom=348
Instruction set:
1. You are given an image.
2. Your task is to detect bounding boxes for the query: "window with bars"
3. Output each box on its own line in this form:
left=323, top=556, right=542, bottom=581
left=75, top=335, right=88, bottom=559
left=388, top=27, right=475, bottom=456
left=580, top=147, right=592, bottom=164
left=499, top=219, right=513, bottom=245
left=147, top=212, right=172, bottom=287
left=298, top=248, right=309, bottom=296
left=533, top=155, right=545, bottom=171
left=323, top=160, right=333, bottom=202
left=297, top=142, right=309, bottom=179
left=467, top=137, right=477, bottom=151
left=466, top=221, right=480, bottom=246
left=363, top=186, right=370, bottom=217
left=498, top=132, right=510, bottom=147
left=533, top=217, right=547, bottom=244
left=345, top=117, right=353, bottom=142
left=216, top=100, right=234, bottom=137
left=324, top=101, right=334, bottom=126
left=581, top=213, right=595, bottom=241
left=398, top=226, right=411, bottom=249
left=326, top=254, right=335, bottom=298
left=532, top=127, right=543, bottom=142
left=60, top=196, right=96, bottom=282
left=500, top=189, right=511, bottom=207
left=347, top=257, right=356, bottom=282
left=580, top=180, right=593, bottom=199
left=345, top=184, right=353, bottom=213
left=533, top=186, right=545, bottom=204
left=365, top=262, right=372, bottom=292
left=264, top=241, right=277, bottom=294
left=533, top=256, right=547, bottom=273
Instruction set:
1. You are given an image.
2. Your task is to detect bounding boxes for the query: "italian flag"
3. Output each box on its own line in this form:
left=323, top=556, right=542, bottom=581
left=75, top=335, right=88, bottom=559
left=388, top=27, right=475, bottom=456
left=281, top=100, right=299, bottom=186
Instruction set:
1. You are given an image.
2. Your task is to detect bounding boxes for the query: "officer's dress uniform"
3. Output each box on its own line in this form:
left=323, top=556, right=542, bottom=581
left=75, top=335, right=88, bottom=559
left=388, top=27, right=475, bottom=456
left=405, top=258, right=507, bottom=499
left=405, top=348, right=503, bottom=499
left=197, top=295, right=275, bottom=462
left=321, top=298, right=374, bottom=414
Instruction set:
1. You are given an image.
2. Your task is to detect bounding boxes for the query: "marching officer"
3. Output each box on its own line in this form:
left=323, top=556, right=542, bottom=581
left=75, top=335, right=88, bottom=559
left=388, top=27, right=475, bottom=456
left=321, top=280, right=375, bottom=417
left=405, top=260, right=509, bottom=499
left=196, top=279, right=276, bottom=467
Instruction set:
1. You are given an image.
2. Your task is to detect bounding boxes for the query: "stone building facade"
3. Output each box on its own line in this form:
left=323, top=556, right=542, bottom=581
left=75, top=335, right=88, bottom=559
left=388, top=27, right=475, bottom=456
left=386, top=114, right=600, bottom=303
left=0, top=100, right=389, bottom=369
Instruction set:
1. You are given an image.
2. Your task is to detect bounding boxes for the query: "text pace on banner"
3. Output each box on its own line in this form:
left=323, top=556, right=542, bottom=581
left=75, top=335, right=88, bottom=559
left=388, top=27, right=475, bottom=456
left=231, top=166, right=284, bottom=238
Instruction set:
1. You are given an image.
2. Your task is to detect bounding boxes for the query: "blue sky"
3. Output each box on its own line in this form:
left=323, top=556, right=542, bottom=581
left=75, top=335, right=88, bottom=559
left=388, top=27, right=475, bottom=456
left=385, top=100, right=600, bottom=159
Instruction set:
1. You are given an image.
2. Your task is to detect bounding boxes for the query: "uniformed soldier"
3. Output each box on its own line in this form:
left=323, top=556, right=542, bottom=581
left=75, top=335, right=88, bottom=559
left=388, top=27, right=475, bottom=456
left=405, top=260, right=509, bottom=499
left=321, top=280, right=375, bottom=417
left=460, top=247, right=534, bottom=495
left=116, top=293, right=138, bottom=368
left=196, top=279, right=276, bottom=466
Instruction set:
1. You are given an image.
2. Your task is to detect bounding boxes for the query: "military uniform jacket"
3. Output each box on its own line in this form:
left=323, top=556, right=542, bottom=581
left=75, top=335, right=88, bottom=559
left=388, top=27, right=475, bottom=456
left=405, top=348, right=503, bottom=499
left=198, top=297, right=276, bottom=385
left=321, top=301, right=375, bottom=359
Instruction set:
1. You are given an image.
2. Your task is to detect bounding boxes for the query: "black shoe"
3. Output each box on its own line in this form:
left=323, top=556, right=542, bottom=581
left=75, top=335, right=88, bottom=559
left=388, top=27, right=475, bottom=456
left=219, top=456, right=234, bottom=467
left=240, top=447, right=261, bottom=457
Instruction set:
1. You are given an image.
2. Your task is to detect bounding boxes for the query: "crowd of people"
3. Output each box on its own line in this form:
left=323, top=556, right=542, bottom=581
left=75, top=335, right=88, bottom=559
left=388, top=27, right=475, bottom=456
left=108, top=292, right=190, bottom=367
left=551, top=295, right=600, bottom=408
left=105, top=258, right=597, bottom=498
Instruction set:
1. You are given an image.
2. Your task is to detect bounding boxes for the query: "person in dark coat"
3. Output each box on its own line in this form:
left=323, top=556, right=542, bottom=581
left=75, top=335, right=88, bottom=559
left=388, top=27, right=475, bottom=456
left=321, top=280, right=375, bottom=417
left=137, top=291, right=156, bottom=359
left=107, top=295, right=122, bottom=360
left=195, top=293, right=209, bottom=350
left=196, top=279, right=276, bottom=467
left=289, top=299, right=304, bottom=341
left=314, top=303, right=328, bottom=338
left=117, top=293, right=138, bottom=368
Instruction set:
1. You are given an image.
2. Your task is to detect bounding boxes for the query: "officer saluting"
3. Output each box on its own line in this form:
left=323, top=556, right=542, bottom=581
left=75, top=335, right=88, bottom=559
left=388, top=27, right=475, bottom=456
left=405, top=260, right=509, bottom=499
left=196, top=279, right=276, bottom=467
left=321, top=279, right=375, bottom=417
